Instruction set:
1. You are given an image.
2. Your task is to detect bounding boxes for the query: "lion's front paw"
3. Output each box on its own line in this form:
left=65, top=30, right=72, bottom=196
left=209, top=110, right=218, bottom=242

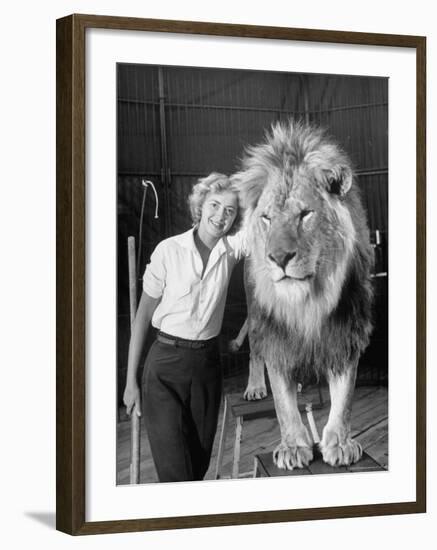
left=244, top=383, right=267, bottom=401
left=273, top=442, right=313, bottom=470
left=320, top=428, right=362, bottom=466
left=228, top=339, right=241, bottom=353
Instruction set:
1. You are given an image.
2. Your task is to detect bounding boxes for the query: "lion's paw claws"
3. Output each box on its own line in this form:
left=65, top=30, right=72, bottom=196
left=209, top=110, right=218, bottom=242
left=244, top=386, right=267, bottom=401
left=273, top=442, right=313, bottom=470
left=320, top=438, right=362, bottom=467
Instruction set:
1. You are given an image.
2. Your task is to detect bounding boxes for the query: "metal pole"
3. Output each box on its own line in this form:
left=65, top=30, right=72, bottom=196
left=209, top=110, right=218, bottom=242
left=158, top=67, right=172, bottom=237
left=301, top=75, right=310, bottom=125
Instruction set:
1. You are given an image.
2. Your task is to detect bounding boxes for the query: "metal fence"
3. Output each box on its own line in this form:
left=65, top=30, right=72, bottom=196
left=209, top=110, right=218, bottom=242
left=117, top=64, right=388, bottom=394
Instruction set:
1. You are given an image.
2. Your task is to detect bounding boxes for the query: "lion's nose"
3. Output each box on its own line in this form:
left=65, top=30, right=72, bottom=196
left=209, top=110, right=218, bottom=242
left=268, top=250, right=297, bottom=269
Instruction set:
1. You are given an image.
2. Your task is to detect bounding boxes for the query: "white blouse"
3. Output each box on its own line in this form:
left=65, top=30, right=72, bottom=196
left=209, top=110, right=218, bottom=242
left=143, top=228, right=246, bottom=340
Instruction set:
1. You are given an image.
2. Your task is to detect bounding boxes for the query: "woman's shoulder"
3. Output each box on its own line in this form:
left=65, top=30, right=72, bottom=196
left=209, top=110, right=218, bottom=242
left=152, top=228, right=194, bottom=255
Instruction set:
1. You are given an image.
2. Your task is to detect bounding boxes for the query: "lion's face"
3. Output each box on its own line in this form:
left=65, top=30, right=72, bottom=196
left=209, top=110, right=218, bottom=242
left=256, top=178, right=324, bottom=284
left=252, top=169, right=356, bottom=290
left=235, top=121, right=358, bottom=331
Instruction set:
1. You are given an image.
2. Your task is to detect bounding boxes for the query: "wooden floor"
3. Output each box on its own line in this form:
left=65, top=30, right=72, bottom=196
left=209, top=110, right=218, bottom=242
left=116, top=381, right=388, bottom=485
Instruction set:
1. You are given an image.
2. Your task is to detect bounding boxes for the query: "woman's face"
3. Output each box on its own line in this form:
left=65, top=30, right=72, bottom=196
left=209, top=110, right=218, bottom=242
left=198, top=190, right=238, bottom=242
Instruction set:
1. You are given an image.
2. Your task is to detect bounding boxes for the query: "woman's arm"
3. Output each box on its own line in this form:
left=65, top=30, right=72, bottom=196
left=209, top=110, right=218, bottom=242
left=123, top=291, right=160, bottom=416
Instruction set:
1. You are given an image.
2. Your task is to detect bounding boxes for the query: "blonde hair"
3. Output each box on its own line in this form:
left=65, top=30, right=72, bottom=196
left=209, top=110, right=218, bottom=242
left=188, top=172, right=243, bottom=235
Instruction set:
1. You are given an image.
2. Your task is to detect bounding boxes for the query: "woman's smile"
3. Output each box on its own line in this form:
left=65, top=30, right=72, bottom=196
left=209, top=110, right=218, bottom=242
left=198, top=191, right=238, bottom=246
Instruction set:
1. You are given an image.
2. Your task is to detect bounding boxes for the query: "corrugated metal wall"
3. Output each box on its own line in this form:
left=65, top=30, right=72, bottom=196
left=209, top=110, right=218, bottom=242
left=117, top=64, right=388, bottom=396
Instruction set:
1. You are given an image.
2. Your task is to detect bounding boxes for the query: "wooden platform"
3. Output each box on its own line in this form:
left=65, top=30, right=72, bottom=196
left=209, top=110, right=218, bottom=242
left=214, top=388, right=325, bottom=479
left=254, top=448, right=385, bottom=477
left=116, top=384, right=388, bottom=484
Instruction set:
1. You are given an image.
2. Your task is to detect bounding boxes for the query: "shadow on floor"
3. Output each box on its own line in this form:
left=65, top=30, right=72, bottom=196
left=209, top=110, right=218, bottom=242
left=24, top=511, right=56, bottom=529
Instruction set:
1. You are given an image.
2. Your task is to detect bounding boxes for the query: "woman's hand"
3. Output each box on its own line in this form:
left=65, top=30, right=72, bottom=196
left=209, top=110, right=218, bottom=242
left=122, top=292, right=160, bottom=419
left=123, top=382, right=142, bottom=417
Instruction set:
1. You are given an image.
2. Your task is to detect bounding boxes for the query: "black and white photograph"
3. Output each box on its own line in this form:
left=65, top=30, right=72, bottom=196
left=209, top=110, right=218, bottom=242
left=115, top=64, right=389, bottom=485
left=3, top=0, right=434, bottom=544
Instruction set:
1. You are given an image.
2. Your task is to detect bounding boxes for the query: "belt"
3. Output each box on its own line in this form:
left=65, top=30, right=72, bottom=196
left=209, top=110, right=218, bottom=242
left=156, top=331, right=216, bottom=350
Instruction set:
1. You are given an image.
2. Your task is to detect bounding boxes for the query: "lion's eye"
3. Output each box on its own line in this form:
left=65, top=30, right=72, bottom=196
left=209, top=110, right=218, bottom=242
left=300, top=209, right=314, bottom=222
left=261, top=214, right=271, bottom=227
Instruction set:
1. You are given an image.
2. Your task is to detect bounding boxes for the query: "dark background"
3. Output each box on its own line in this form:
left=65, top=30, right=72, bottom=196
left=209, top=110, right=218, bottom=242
left=117, top=64, right=388, bottom=405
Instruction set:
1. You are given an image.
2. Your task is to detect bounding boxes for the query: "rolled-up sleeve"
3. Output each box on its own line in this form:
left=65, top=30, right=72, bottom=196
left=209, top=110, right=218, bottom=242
left=143, top=242, right=167, bottom=298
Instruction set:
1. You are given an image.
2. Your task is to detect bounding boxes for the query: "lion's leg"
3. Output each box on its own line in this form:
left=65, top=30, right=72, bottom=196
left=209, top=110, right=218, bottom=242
left=268, top=365, right=313, bottom=469
left=320, top=363, right=363, bottom=466
left=228, top=318, right=248, bottom=353
left=244, top=317, right=267, bottom=401
left=244, top=355, right=266, bottom=400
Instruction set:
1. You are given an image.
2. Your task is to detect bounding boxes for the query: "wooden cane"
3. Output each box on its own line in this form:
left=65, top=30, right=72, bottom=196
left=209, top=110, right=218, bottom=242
left=305, top=402, right=321, bottom=445
left=128, top=236, right=141, bottom=484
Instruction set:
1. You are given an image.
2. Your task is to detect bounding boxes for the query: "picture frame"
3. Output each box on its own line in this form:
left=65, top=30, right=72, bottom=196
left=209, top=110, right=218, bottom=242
left=56, top=13, right=426, bottom=535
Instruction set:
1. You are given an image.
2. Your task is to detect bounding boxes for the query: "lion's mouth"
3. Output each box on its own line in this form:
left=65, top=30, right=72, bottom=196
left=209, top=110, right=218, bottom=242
left=276, top=273, right=314, bottom=283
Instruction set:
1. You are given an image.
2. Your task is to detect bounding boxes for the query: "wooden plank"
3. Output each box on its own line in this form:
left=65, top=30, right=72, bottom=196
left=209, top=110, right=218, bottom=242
left=255, top=449, right=385, bottom=478
left=229, top=393, right=276, bottom=418
left=214, top=394, right=230, bottom=479
left=351, top=399, right=388, bottom=437
left=348, top=452, right=386, bottom=473
left=232, top=417, right=244, bottom=478
left=254, top=457, right=269, bottom=478
left=254, top=452, right=312, bottom=477
left=216, top=418, right=280, bottom=477
left=309, top=387, right=384, bottom=429
left=228, top=385, right=327, bottom=419
left=307, top=448, right=345, bottom=475
left=355, top=417, right=388, bottom=450
left=365, top=433, right=389, bottom=469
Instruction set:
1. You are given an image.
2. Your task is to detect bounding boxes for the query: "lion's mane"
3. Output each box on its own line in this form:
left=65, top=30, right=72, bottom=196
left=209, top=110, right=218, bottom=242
left=235, top=120, right=373, bottom=381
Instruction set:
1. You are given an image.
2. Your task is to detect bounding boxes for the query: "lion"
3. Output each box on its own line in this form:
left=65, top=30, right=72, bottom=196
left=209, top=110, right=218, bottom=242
left=233, top=120, right=373, bottom=470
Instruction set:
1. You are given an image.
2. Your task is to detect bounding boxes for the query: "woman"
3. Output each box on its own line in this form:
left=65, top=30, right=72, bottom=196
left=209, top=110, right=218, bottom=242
left=123, top=173, right=245, bottom=482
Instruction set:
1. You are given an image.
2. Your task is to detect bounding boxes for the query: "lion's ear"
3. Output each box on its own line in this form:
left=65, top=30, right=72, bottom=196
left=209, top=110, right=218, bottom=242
left=325, top=165, right=353, bottom=196
left=232, top=169, right=266, bottom=210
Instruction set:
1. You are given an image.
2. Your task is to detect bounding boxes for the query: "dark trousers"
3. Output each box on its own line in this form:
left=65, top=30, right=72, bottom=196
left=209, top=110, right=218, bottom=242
left=142, top=339, right=222, bottom=482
